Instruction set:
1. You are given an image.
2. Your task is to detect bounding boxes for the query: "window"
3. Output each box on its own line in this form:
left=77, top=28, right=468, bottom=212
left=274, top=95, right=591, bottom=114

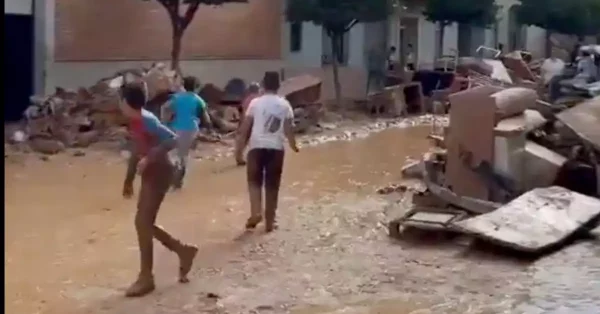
left=290, top=22, right=302, bottom=52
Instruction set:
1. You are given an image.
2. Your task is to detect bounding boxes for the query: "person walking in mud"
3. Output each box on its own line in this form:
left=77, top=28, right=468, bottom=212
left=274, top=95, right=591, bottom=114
left=235, top=72, right=299, bottom=232
left=164, top=76, right=212, bottom=189
left=120, top=81, right=198, bottom=297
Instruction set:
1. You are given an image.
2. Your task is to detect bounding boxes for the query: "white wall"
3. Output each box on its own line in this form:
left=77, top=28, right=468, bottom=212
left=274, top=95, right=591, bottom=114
left=282, top=22, right=323, bottom=67
left=525, top=26, right=547, bottom=58
left=347, top=24, right=365, bottom=68
left=4, top=0, right=31, bottom=15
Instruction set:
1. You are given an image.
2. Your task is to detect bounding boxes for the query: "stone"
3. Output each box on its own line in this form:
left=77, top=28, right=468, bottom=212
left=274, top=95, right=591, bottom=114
left=75, top=130, right=100, bottom=148
left=29, top=138, right=65, bottom=155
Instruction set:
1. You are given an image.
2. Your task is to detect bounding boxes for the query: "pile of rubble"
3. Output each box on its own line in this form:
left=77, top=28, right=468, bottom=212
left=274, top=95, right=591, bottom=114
left=13, top=64, right=327, bottom=155
left=17, top=63, right=179, bottom=154
left=384, top=48, right=600, bottom=255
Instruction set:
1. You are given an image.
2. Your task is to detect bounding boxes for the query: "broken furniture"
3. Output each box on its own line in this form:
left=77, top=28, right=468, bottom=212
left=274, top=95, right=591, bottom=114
left=278, top=74, right=323, bottom=133
left=366, top=81, right=424, bottom=116
left=446, top=86, right=541, bottom=201
left=556, top=96, right=600, bottom=151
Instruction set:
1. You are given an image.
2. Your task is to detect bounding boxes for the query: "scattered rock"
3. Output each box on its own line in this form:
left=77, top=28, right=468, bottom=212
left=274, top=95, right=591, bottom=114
left=29, top=138, right=65, bottom=155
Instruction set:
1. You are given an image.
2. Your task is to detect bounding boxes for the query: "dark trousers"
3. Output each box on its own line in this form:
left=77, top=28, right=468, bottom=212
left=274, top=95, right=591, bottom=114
left=246, top=148, right=285, bottom=224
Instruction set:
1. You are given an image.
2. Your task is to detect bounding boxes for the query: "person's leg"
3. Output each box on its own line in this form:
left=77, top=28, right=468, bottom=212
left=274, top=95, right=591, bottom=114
left=126, top=164, right=196, bottom=297
left=264, top=149, right=285, bottom=232
left=173, top=130, right=196, bottom=189
left=151, top=162, right=198, bottom=282
left=126, top=171, right=161, bottom=297
left=245, top=149, right=264, bottom=229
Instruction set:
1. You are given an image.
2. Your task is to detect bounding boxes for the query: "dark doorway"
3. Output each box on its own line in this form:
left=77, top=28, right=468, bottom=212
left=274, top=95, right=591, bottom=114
left=4, top=13, right=34, bottom=122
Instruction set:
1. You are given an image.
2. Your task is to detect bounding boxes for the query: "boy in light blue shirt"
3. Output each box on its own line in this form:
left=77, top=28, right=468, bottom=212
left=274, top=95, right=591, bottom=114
left=166, top=76, right=212, bottom=189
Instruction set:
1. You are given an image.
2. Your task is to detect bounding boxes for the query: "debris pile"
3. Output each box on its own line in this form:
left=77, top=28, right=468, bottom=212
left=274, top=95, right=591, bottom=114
left=15, top=67, right=328, bottom=154
left=21, top=63, right=179, bottom=154
left=386, top=48, right=600, bottom=255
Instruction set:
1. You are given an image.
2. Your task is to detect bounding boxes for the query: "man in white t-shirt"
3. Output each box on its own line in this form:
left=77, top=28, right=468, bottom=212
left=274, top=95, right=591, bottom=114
left=235, top=71, right=299, bottom=232
left=541, top=56, right=565, bottom=85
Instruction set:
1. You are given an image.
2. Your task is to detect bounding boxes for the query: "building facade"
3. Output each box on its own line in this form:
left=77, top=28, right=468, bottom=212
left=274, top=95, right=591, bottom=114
left=284, top=0, right=549, bottom=71
left=4, top=0, right=579, bottom=121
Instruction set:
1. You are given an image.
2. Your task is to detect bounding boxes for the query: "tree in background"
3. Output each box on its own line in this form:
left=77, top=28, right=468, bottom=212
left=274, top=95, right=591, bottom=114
left=422, top=0, right=498, bottom=58
left=516, top=0, right=600, bottom=56
left=143, top=0, right=247, bottom=72
left=286, top=0, right=391, bottom=106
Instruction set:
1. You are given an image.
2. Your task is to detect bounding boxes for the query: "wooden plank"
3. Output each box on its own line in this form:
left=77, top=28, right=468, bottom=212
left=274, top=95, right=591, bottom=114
left=446, top=86, right=500, bottom=200
left=452, top=186, right=600, bottom=253
left=556, top=96, right=600, bottom=151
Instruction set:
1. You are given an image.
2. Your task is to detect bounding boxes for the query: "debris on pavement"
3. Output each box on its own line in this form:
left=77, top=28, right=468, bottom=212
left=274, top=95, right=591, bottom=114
left=452, top=186, right=600, bottom=253
left=12, top=68, right=334, bottom=154
left=386, top=48, right=599, bottom=254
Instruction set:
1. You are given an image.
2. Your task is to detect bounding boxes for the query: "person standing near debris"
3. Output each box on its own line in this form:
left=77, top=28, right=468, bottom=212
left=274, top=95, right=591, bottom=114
left=235, top=71, right=299, bottom=232
left=575, top=50, right=598, bottom=82
left=387, top=46, right=399, bottom=71
left=235, top=82, right=262, bottom=166
left=241, top=82, right=261, bottom=117
left=541, top=55, right=565, bottom=85
left=120, top=82, right=198, bottom=297
left=167, top=76, right=212, bottom=189
left=405, top=44, right=415, bottom=71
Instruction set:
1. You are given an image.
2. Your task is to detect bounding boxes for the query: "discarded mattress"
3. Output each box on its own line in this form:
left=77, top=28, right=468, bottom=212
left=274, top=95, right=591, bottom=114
left=556, top=96, right=600, bottom=150
left=453, top=186, right=600, bottom=253
left=491, top=87, right=538, bottom=120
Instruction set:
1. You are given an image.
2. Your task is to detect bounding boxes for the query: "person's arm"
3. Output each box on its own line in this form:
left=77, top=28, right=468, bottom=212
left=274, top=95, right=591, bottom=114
left=195, top=95, right=212, bottom=130
left=143, top=115, right=178, bottom=163
left=283, top=101, right=298, bottom=152
left=235, top=99, right=256, bottom=163
left=122, top=141, right=139, bottom=197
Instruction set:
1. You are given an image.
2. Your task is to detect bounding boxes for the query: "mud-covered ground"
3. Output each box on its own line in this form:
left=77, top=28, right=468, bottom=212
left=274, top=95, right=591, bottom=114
left=5, top=117, right=599, bottom=314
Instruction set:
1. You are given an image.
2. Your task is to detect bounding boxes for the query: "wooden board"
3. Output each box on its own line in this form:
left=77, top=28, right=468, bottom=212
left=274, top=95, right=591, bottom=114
left=452, top=186, right=600, bottom=253
left=556, top=96, right=600, bottom=151
left=446, top=86, right=500, bottom=200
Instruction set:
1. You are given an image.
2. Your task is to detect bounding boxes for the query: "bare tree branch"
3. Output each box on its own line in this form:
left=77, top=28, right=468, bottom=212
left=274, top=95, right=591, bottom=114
left=181, top=2, right=201, bottom=30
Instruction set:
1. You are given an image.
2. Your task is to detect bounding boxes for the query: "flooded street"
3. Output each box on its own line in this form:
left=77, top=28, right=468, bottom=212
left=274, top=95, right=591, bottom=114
left=5, top=123, right=599, bottom=314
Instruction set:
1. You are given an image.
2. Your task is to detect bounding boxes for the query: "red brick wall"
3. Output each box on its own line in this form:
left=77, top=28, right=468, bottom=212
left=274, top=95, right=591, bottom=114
left=55, top=0, right=282, bottom=61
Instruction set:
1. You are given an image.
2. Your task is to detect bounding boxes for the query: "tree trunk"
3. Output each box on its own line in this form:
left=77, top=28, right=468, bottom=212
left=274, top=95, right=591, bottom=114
left=330, top=34, right=342, bottom=108
left=544, top=30, right=552, bottom=58
left=437, top=23, right=445, bottom=59
left=171, top=27, right=183, bottom=73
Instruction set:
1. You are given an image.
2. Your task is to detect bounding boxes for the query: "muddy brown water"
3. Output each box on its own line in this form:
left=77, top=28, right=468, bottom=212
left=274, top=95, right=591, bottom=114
left=5, top=125, right=599, bottom=314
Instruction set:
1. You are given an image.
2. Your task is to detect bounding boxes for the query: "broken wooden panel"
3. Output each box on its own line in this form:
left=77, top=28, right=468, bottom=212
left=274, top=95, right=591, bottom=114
left=278, top=74, right=322, bottom=106
left=446, top=86, right=500, bottom=200
left=502, top=52, right=537, bottom=82
left=453, top=186, right=600, bottom=253
left=522, top=141, right=567, bottom=191
left=556, top=96, right=600, bottom=151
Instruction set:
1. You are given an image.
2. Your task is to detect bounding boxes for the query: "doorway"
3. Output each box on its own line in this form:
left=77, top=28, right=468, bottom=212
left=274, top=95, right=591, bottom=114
left=5, top=13, right=34, bottom=122
left=400, top=17, right=419, bottom=69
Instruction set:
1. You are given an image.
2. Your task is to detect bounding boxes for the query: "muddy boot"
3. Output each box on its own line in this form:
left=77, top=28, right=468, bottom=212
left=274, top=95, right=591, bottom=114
left=125, top=274, right=155, bottom=297
left=245, top=215, right=263, bottom=230
left=177, top=244, right=198, bottom=283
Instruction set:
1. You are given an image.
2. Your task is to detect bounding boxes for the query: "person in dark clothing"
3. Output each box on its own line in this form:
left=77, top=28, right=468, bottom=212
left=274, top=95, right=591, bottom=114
left=120, top=82, right=198, bottom=297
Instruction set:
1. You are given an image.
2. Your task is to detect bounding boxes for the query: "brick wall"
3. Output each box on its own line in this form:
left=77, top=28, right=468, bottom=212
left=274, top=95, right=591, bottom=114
left=54, top=0, right=282, bottom=61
